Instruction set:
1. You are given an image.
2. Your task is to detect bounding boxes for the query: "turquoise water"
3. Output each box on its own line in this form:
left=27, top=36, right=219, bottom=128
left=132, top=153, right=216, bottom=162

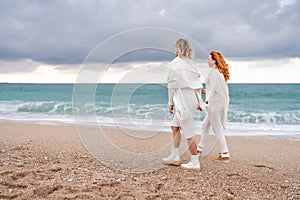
left=0, top=83, right=299, bottom=135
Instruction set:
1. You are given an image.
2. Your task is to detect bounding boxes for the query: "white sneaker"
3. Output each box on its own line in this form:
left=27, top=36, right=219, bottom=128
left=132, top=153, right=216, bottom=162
left=162, top=154, right=180, bottom=166
left=162, top=148, right=180, bottom=166
left=180, top=155, right=200, bottom=170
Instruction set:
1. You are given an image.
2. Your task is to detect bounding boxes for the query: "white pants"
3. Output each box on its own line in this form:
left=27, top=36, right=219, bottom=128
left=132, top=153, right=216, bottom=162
left=199, top=103, right=229, bottom=153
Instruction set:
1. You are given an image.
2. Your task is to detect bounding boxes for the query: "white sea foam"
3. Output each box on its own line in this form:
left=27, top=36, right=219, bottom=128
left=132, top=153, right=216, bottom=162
left=0, top=100, right=299, bottom=137
left=1, top=113, right=299, bottom=138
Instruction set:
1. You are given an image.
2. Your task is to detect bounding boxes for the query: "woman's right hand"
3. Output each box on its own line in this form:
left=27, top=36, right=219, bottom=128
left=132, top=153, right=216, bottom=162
left=169, top=105, right=174, bottom=114
left=197, top=106, right=203, bottom=111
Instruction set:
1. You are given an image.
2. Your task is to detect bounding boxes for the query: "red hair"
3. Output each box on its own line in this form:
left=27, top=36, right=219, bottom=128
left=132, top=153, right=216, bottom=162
left=210, top=51, right=230, bottom=81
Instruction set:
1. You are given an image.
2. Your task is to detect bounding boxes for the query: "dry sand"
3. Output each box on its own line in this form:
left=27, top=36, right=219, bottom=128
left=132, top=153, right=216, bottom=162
left=0, top=121, right=299, bottom=199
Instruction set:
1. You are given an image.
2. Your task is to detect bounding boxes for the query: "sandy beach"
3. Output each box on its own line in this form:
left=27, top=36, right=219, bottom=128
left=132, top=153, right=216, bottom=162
left=0, top=121, right=299, bottom=199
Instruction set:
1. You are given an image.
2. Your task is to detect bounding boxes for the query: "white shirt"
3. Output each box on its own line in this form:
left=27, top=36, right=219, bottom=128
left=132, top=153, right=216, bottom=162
left=167, top=57, right=206, bottom=113
left=205, top=67, right=229, bottom=103
left=205, top=66, right=229, bottom=128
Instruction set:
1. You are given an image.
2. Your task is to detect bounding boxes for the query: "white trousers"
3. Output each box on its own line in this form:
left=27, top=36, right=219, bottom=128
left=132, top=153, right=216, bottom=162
left=199, top=103, right=229, bottom=153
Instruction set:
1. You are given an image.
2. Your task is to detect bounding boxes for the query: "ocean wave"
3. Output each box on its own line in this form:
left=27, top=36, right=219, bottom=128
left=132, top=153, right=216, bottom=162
left=0, top=101, right=299, bottom=126
left=0, top=101, right=73, bottom=115
left=227, top=111, right=300, bottom=125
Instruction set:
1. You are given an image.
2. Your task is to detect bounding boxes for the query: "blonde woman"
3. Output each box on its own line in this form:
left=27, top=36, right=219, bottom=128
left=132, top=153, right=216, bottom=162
left=163, top=38, right=205, bottom=170
left=197, top=50, right=230, bottom=162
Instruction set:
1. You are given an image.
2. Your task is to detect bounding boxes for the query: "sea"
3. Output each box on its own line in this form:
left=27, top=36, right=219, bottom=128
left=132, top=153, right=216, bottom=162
left=0, top=83, right=299, bottom=137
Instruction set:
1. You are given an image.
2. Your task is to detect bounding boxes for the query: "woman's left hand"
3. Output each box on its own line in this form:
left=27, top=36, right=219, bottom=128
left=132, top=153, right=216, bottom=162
left=169, top=105, right=174, bottom=114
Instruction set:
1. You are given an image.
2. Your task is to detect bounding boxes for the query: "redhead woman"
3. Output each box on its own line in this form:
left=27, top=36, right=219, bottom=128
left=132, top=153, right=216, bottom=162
left=163, top=38, right=205, bottom=170
left=198, top=50, right=230, bottom=162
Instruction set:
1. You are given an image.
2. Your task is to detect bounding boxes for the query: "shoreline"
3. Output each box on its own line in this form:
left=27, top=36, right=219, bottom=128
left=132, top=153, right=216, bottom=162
left=1, top=118, right=299, bottom=141
left=0, top=121, right=299, bottom=199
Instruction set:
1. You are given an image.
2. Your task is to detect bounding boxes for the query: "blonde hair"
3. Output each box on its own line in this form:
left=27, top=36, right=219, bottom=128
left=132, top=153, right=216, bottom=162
left=210, top=50, right=230, bottom=81
left=175, top=38, right=194, bottom=59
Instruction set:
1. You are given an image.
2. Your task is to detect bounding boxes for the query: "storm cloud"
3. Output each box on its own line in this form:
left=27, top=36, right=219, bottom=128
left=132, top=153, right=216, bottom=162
left=0, top=0, right=299, bottom=66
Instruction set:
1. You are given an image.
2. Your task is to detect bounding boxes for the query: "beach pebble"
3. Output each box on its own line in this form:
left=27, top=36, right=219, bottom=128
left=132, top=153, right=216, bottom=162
left=50, top=166, right=62, bottom=172
left=15, top=163, right=24, bottom=167
left=226, top=193, right=234, bottom=199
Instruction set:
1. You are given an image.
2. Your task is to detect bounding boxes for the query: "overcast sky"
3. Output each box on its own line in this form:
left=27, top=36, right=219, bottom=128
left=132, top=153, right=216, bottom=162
left=0, top=0, right=299, bottom=83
